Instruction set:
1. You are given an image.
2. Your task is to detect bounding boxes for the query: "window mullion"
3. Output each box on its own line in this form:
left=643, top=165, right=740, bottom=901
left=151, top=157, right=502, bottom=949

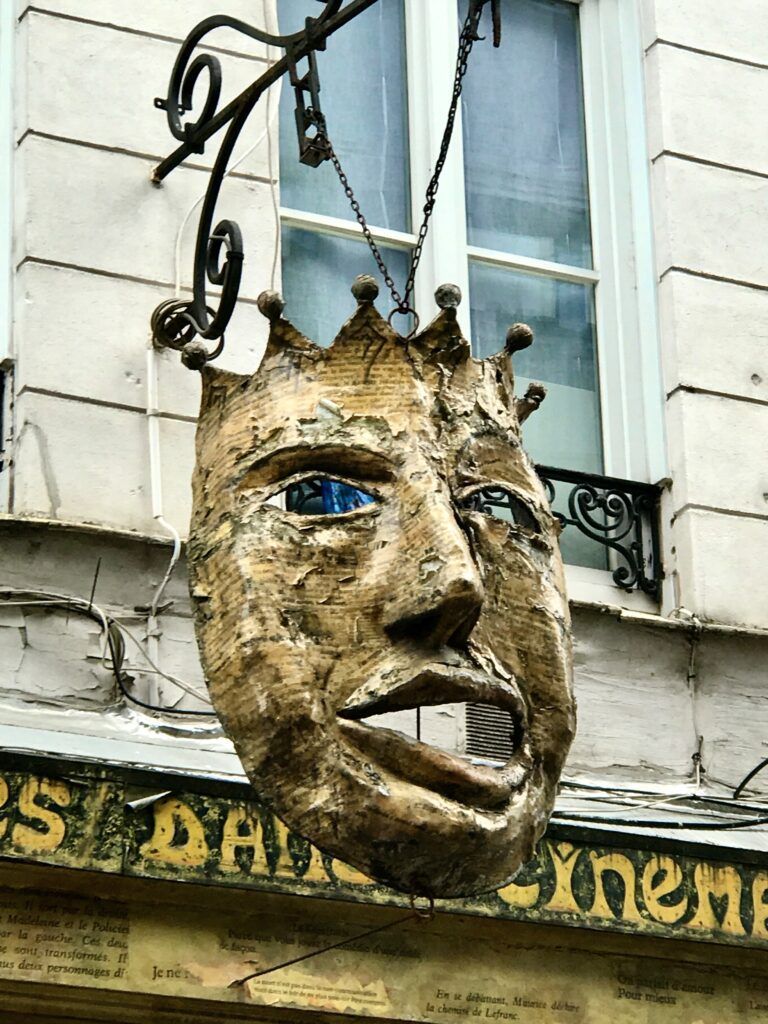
left=280, top=207, right=416, bottom=250
left=579, top=0, right=627, bottom=479
left=405, top=0, right=470, bottom=336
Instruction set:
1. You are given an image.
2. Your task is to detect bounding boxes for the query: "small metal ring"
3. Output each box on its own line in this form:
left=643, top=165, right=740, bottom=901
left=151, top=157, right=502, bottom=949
left=409, top=894, right=435, bottom=920
left=387, top=308, right=420, bottom=339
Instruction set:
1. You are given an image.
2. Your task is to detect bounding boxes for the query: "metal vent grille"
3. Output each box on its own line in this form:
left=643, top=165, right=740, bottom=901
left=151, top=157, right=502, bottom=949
left=465, top=703, right=515, bottom=763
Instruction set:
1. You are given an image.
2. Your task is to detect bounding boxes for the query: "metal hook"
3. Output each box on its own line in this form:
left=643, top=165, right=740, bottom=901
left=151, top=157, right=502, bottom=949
left=409, top=894, right=435, bottom=920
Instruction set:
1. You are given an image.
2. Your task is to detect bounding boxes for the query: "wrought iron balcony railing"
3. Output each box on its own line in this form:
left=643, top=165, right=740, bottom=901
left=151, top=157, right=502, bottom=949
left=536, top=467, right=663, bottom=598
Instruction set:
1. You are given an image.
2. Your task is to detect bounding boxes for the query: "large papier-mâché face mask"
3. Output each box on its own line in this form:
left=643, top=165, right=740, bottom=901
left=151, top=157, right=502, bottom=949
left=188, top=280, right=575, bottom=898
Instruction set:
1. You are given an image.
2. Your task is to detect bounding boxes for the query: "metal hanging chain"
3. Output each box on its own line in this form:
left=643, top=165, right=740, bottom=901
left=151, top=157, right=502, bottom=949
left=317, top=5, right=496, bottom=320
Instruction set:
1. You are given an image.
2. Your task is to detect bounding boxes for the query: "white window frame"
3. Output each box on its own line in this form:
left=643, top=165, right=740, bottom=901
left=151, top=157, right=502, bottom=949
left=280, top=0, right=666, bottom=489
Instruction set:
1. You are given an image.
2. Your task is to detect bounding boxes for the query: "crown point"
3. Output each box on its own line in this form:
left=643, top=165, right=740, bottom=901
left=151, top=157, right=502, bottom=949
left=351, top=275, right=379, bottom=304
left=435, top=283, right=462, bottom=309
left=257, top=290, right=285, bottom=322
left=505, top=322, right=534, bottom=353
left=181, top=339, right=208, bottom=371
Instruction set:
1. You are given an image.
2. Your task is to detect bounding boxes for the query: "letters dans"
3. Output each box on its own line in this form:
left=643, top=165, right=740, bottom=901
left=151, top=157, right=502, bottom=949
left=1, top=772, right=767, bottom=943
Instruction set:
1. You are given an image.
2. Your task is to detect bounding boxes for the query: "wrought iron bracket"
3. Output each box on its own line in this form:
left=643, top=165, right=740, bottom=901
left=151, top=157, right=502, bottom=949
left=149, top=0, right=380, bottom=364
left=288, top=47, right=330, bottom=168
left=149, top=0, right=502, bottom=367
left=536, top=467, right=664, bottom=598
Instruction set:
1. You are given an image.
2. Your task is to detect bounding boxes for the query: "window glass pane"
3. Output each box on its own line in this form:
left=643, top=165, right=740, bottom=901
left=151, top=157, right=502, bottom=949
left=282, top=226, right=411, bottom=345
left=462, top=0, right=591, bottom=267
left=468, top=261, right=602, bottom=475
left=278, top=0, right=410, bottom=232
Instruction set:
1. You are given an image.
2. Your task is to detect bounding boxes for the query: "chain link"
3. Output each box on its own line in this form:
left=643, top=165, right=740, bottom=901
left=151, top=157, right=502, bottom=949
left=316, top=7, right=483, bottom=320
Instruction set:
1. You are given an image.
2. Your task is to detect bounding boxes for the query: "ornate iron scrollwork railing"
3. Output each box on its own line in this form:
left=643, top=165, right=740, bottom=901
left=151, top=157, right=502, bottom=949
left=536, top=467, right=663, bottom=598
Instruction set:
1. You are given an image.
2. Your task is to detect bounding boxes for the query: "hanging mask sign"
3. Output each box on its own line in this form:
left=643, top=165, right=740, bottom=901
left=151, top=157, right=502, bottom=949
left=187, top=280, right=575, bottom=898
left=150, top=0, right=574, bottom=898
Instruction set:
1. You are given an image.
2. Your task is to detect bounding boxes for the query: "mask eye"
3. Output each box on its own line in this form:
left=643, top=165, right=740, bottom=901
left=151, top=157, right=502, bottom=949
left=269, top=477, right=377, bottom=516
left=458, top=487, right=541, bottom=533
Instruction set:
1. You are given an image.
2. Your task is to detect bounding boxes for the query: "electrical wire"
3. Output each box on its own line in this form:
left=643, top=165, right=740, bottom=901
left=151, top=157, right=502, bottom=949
left=555, top=793, right=696, bottom=817
left=0, top=590, right=216, bottom=718
left=734, top=757, right=768, bottom=800
left=229, top=910, right=424, bottom=989
left=560, top=784, right=768, bottom=818
left=552, top=811, right=768, bottom=831
left=553, top=784, right=768, bottom=830
left=109, top=618, right=210, bottom=705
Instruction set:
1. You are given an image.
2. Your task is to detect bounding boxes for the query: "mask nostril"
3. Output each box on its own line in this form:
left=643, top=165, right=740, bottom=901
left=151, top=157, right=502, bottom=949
left=384, top=579, right=483, bottom=649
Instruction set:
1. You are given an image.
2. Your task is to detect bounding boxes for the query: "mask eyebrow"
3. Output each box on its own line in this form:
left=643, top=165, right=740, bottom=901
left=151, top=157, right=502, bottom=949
left=238, top=444, right=396, bottom=488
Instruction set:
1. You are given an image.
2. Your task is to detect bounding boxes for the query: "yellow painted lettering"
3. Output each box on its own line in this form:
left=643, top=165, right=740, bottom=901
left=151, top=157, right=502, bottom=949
left=689, top=863, right=745, bottom=937
left=272, top=815, right=328, bottom=882
left=0, top=776, right=8, bottom=839
left=588, top=852, right=643, bottom=922
left=544, top=842, right=582, bottom=913
left=752, top=873, right=768, bottom=940
left=641, top=855, right=688, bottom=924
left=11, top=777, right=70, bottom=854
left=139, top=797, right=208, bottom=868
left=497, top=876, right=541, bottom=909
left=219, top=804, right=268, bottom=875
left=331, top=858, right=374, bottom=887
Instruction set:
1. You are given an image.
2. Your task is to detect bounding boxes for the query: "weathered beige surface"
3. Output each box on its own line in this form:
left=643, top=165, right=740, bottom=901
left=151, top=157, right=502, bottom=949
left=188, top=282, right=574, bottom=898
left=0, top=880, right=765, bottom=1022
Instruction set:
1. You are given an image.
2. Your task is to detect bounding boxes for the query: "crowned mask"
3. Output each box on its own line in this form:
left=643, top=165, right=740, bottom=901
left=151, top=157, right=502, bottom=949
left=187, top=277, right=575, bottom=898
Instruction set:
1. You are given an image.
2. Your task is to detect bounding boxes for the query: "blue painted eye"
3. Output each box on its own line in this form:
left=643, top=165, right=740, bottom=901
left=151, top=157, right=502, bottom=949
left=283, top=478, right=376, bottom=515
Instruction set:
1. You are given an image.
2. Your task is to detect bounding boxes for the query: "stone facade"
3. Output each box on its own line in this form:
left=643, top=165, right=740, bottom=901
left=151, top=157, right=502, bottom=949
left=0, top=0, right=766, bottom=811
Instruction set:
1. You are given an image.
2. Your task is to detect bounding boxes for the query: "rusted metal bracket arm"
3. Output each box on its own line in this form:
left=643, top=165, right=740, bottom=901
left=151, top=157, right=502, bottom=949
left=149, top=0, right=379, bottom=363
left=468, top=0, right=502, bottom=47
left=151, top=0, right=378, bottom=184
left=149, top=0, right=501, bottom=364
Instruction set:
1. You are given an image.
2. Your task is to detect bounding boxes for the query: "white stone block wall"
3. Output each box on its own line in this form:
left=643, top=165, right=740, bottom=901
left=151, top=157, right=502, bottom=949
left=0, top=1, right=765, bottom=795
left=643, top=0, right=768, bottom=628
left=8, top=1, right=276, bottom=537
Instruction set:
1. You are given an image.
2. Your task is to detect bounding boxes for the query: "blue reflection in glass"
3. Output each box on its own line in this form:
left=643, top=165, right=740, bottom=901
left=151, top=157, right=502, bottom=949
left=278, top=0, right=410, bottom=232
left=285, top=479, right=375, bottom=515
left=321, top=480, right=375, bottom=514
left=282, top=226, right=412, bottom=346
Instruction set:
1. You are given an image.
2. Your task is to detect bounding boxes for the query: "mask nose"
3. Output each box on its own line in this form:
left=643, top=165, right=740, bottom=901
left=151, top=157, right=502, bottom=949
left=382, top=507, right=484, bottom=649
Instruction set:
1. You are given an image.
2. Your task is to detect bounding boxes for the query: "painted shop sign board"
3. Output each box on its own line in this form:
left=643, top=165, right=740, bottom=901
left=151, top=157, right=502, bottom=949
left=0, top=766, right=767, bottom=951
left=0, top=884, right=766, bottom=1023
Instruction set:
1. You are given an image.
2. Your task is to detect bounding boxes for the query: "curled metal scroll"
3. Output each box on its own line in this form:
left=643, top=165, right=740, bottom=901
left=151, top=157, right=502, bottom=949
left=537, top=467, right=662, bottom=597
left=150, top=1, right=378, bottom=368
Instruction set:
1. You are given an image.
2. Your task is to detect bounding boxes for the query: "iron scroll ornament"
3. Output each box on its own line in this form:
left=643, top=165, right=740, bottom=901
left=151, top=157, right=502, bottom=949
left=150, top=0, right=501, bottom=365
left=536, top=467, right=662, bottom=598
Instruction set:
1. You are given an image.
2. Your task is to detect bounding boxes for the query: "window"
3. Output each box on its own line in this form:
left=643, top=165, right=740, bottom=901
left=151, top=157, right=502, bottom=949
left=278, top=0, right=664, bottom=569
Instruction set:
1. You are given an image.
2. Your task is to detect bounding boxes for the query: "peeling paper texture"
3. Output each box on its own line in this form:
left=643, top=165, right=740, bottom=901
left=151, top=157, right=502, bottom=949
left=188, top=293, right=574, bottom=898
